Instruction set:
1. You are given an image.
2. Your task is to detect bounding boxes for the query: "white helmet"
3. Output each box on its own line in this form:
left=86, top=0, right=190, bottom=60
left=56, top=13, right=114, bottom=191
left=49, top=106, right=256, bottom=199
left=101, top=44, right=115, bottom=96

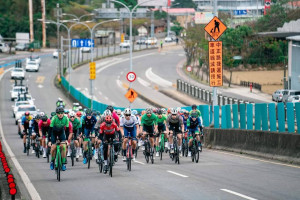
left=124, top=108, right=131, bottom=115
left=171, top=108, right=177, bottom=115
left=116, top=109, right=122, bottom=115
left=39, top=111, right=45, bottom=117
left=103, top=109, right=112, bottom=117
left=58, top=98, right=62, bottom=101
left=145, top=107, right=152, bottom=114
left=69, top=111, right=76, bottom=117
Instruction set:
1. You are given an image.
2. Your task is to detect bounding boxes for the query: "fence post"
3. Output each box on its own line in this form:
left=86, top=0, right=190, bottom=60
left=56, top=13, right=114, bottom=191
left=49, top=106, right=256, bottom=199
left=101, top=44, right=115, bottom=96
left=247, top=104, right=253, bottom=130
left=232, top=104, right=239, bottom=128
left=287, top=102, right=295, bottom=133
left=177, top=79, right=181, bottom=90
left=295, top=102, right=300, bottom=133
left=191, top=86, right=195, bottom=96
left=268, top=103, right=277, bottom=132
left=240, top=104, right=246, bottom=129
left=255, top=103, right=262, bottom=130
left=214, top=105, right=220, bottom=128
left=195, top=87, right=199, bottom=98
left=226, top=104, right=232, bottom=129
left=277, top=103, right=285, bottom=132
left=261, top=103, right=268, bottom=131
left=221, top=105, right=227, bottom=129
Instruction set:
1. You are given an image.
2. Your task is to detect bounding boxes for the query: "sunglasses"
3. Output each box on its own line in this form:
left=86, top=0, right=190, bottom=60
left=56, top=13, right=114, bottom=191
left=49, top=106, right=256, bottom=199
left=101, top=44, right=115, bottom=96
left=172, top=114, right=177, bottom=116
left=70, top=116, right=75, bottom=118
left=125, top=114, right=131, bottom=117
left=57, top=112, right=64, bottom=114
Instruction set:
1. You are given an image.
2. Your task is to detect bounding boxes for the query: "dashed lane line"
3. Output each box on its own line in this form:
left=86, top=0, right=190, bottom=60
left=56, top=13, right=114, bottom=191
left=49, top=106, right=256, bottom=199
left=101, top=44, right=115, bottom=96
left=167, top=170, right=188, bottom=178
left=134, top=160, right=145, bottom=165
left=220, top=189, right=258, bottom=200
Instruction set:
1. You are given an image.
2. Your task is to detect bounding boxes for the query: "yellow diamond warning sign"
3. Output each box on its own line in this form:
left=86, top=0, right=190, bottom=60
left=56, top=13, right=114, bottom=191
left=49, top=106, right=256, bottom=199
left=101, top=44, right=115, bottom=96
left=125, top=88, right=138, bottom=103
left=204, top=16, right=227, bottom=41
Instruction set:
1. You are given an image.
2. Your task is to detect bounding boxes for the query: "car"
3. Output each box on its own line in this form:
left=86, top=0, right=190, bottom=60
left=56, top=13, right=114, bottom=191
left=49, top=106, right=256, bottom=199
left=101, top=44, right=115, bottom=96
left=53, top=50, right=66, bottom=58
left=272, top=89, right=288, bottom=102
left=16, top=93, right=35, bottom=105
left=282, top=90, right=300, bottom=103
left=145, top=37, right=157, bottom=45
left=25, top=61, right=39, bottom=72
left=12, top=100, right=31, bottom=118
left=14, top=105, right=39, bottom=125
left=10, top=85, right=27, bottom=101
left=286, top=95, right=300, bottom=103
left=120, top=40, right=130, bottom=48
left=80, top=47, right=91, bottom=53
left=0, top=43, right=9, bottom=53
left=26, top=56, right=41, bottom=66
left=165, top=37, right=173, bottom=43
left=15, top=43, right=29, bottom=51
left=171, top=35, right=177, bottom=41
left=136, top=37, right=147, bottom=44
left=11, top=68, right=25, bottom=80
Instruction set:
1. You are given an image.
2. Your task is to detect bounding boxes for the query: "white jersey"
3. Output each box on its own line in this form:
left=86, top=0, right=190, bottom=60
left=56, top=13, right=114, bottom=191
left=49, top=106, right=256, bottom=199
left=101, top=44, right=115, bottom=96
left=120, top=115, right=138, bottom=128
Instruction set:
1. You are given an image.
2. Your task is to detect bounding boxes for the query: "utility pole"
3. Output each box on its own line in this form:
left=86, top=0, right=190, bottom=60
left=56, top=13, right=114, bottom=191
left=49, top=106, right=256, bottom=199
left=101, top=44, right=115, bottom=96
left=41, top=0, right=46, bottom=48
left=56, top=3, right=61, bottom=77
left=28, top=0, right=34, bottom=42
left=212, top=0, right=218, bottom=114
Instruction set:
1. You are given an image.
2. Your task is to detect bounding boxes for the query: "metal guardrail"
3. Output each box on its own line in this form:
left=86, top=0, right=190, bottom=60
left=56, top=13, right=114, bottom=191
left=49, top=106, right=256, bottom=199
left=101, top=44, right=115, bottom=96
left=240, top=81, right=262, bottom=91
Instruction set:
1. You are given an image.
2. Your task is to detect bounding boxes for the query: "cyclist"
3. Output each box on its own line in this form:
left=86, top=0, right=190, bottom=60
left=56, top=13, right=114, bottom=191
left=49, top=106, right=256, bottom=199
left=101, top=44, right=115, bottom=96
left=166, top=108, right=184, bottom=154
left=106, top=105, right=120, bottom=126
left=72, top=103, right=80, bottom=111
left=30, top=115, right=41, bottom=154
left=182, top=110, right=189, bottom=132
left=39, top=115, right=51, bottom=158
left=81, top=109, right=97, bottom=164
left=21, top=112, right=33, bottom=153
left=140, top=108, right=158, bottom=153
left=99, top=115, right=119, bottom=173
left=187, top=112, right=203, bottom=157
left=120, top=108, right=139, bottom=161
left=56, top=98, right=65, bottom=108
left=68, top=111, right=82, bottom=159
left=190, top=104, right=201, bottom=118
left=76, top=111, right=83, bottom=157
left=49, top=107, right=69, bottom=171
left=155, top=109, right=168, bottom=157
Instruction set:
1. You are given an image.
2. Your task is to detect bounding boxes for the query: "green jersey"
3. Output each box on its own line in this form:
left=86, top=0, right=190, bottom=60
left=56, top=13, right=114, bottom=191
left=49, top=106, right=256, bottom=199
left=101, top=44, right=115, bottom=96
left=141, top=113, right=157, bottom=126
left=190, top=109, right=201, bottom=118
left=50, top=115, right=69, bottom=129
left=156, top=114, right=167, bottom=125
left=70, top=117, right=81, bottom=130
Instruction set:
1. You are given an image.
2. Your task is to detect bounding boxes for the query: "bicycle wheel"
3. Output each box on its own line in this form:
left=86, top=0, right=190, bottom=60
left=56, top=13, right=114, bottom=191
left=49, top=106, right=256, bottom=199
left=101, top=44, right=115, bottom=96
left=47, top=147, right=50, bottom=163
left=87, top=141, right=91, bottom=169
left=56, top=152, right=61, bottom=182
left=135, top=147, right=138, bottom=158
left=196, top=149, right=200, bottom=163
left=150, top=148, right=154, bottom=164
left=109, top=147, right=113, bottom=177
left=26, top=139, right=30, bottom=156
left=144, top=142, right=149, bottom=163
left=127, top=145, right=132, bottom=171
left=36, top=144, right=40, bottom=158
left=70, top=142, right=75, bottom=166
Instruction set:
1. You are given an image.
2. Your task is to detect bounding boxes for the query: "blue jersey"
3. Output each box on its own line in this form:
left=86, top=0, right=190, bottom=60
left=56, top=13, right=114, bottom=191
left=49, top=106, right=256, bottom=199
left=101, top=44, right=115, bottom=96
left=21, top=115, right=32, bottom=126
left=82, top=115, right=97, bottom=130
left=30, top=119, right=39, bottom=134
left=187, top=117, right=202, bottom=129
left=181, top=115, right=189, bottom=131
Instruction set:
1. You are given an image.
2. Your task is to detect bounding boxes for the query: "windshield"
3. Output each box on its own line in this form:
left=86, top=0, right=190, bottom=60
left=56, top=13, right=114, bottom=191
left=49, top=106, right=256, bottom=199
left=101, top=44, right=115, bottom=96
left=16, top=102, right=29, bottom=106
left=18, top=107, right=36, bottom=111
left=13, top=69, right=23, bottom=72
left=13, top=87, right=26, bottom=92
left=27, top=62, right=37, bottom=65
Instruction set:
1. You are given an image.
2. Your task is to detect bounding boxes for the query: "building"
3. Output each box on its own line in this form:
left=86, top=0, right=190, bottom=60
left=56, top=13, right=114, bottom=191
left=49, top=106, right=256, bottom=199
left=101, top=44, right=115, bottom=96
left=193, top=0, right=264, bottom=17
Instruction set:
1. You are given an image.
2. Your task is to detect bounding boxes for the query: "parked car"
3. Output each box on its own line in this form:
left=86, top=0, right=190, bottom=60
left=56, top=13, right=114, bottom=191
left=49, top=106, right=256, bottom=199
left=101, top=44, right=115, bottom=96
left=10, top=85, right=27, bottom=101
left=136, top=37, right=147, bottom=44
left=272, top=89, right=288, bottom=102
left=165, top=37, right=173, bottom=43
left=11, top=68, right=25, bottom=80
left=286, top=95, right=300, bottom=103
left=0, top=43, right=9, bottom=53
left=12, top=100, right=31, bottom=118
left=145, top=37, right=157, bottom=45
left=53, top=50, right=66, bottom=58
left=80, top=47, right=91, bottom=53
left=282, top=90, right=300, bottom=103
left=14, top=105, right=39, bottom=125
left=15, top=43, right=29, bottom=51
left=120, top=40, right=130, bottom=48
left=25, top=61, right=39, bottom=72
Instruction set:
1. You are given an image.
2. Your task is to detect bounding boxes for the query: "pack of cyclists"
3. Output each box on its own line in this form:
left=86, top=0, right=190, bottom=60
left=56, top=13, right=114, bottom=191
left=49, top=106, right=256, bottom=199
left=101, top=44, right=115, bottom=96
left=19, top=99, right=203, bottom=173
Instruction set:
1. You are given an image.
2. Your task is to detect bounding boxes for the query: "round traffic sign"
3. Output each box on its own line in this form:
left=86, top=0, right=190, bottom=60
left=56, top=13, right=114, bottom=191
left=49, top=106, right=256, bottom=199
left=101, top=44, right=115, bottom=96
left=186, top=65, right=192, bottom=72
left=126, top=72, right=136, bottom=82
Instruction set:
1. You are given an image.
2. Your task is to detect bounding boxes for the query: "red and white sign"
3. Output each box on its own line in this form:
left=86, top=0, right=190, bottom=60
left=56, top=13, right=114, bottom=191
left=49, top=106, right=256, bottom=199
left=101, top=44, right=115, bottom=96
left=264, top=0, right=271, bottom=15
left=126, top=72, right=136, bottom=82
left=186, top=66, right=192, bottom=72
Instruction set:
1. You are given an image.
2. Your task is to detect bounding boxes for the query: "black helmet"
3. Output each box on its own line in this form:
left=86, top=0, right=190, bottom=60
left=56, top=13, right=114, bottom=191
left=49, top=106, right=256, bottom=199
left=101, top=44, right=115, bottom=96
left=157, top=109, right=163, bottom=115
left=192, top=104, right=197, bottom=109
left=106, top=105, right=114, bottom=112
left=41, top=116, right=48, bottom=122
left=56, top=107, right=64, bottom=113
left=34, top=114, right=40, bottom=120
left=86, top=109, right=92, bottom=116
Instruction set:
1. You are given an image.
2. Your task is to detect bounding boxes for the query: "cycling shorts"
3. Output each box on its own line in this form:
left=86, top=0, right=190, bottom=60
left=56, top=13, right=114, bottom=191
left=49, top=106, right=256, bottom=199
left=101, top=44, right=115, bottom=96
left=188, top=128, right=199, bottom=136
left=51, top=127, right=66, bottom=144
left=143, top=124, right=154, bottom=137
left=84, top=128, right=94, bottom=138
left=123, top=126, right=137, bottom=140
left=169, top=124, right=181, bottom=134
left=41, top=126, right=49, bottom=136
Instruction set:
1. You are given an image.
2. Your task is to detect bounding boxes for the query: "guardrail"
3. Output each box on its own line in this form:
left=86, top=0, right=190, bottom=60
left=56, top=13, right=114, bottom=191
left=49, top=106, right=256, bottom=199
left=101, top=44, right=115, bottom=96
left=240, top=81, right=262, bottom=91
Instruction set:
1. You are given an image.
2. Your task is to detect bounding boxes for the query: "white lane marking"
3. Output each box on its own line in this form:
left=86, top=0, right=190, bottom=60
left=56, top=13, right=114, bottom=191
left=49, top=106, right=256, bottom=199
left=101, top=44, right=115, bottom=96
left=178, top=54, right=185, bottom=56
left=167, top=170, right=188, bottom=178
left=145, top=67, right=172, bottom=87
left=96, top=53, right=155, bottom=74
left=84, top=88, right=88, bottom=91
left=137, top=77, right=151, bottom=87
left=37, top=84, right=43, bottom=88
left=96, top=58, right=122, bottom=69
left=104, top=96, right=109, bottom=100
left=0, top=69, right=41, bottom=200
left=220, top=189, right=258, bottom=200
left=134, top=160, right=145, bottom=165
left=116, top=79, right=126, bottom=90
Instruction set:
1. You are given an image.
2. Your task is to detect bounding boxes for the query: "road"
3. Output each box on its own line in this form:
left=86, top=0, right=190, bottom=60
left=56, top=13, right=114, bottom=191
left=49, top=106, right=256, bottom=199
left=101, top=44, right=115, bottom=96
left=0, top=52, right=299, bottom=200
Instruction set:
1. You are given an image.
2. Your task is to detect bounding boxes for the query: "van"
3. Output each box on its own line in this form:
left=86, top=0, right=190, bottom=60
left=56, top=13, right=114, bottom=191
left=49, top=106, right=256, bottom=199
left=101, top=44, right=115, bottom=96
left=282, top=90, right=300, bottom=103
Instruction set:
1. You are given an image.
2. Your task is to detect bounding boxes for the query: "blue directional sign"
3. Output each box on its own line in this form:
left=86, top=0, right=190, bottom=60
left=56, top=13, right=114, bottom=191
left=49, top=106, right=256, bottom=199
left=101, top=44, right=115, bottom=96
left=71, top=39, right=94, bottom=48
left=234, top=10, right=247, bottom=15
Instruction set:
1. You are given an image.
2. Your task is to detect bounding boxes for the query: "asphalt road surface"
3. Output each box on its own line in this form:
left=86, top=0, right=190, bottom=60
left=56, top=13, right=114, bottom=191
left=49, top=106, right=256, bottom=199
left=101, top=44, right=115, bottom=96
left=0, top=52, right=299, bottom=200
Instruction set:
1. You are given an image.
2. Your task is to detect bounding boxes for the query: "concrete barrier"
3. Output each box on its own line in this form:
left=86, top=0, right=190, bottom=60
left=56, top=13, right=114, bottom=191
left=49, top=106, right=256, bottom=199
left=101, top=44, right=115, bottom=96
left=204, top=128, right=300, bottom=164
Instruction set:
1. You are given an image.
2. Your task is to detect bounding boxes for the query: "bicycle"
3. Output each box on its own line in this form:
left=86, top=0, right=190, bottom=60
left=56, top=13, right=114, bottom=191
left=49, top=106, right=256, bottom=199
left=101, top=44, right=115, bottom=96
left=46, top=136, right=51, bottom=163
left=83, top=135, right=93, bottom=169
left=190, top=132, right=202, bottom=163
left=182, top=131, right=189, bottom=157
left=170, top=132, right=180, bottom=165
left=157, top=132, right=165, bottom=161
left=97, top=143, right=104, bottom=173
left=26, top=131, right=31, bottom=156
left=54, top=139, right=63, bottom=182
left=70, top=138, right=76, bottom=167
left=104, top=138, right=117, bottom=177
left=126, top=137, right=133, bottom=171
left=35, top=136, right=41, bottom=158
left=143, top=133, right=154, bottom=164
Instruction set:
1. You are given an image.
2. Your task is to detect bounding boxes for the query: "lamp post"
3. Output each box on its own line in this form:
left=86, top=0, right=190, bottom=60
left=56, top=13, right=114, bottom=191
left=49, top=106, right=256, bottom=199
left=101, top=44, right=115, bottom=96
left=167, top=2, right=180, bottom=37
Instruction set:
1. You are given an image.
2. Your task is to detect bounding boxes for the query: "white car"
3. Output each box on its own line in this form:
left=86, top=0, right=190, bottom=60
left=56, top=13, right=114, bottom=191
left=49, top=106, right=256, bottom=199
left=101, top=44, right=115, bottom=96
left=26, top=56, right=41, bottom=65
left=14, top=105, right=39, bottom=125
left=287, top=95, right=300, bottom=103
left=53, top=50, right=66, bottom=58
left=10, top=85, right=27, bottom=101
left=145, top=37, right=157, bottom=45
left=0, top=43, right=9, bottom=53
left=12, top=100, right=31, bottom=118
left=80, top=47, right=91, bottom=53
left=25, top=61, right=39, bottom=72
left=120, top=40, right=130, bottom=48
left=11, top=68, right=25, bottom=80
left=165, top=37, right=173, bottom=43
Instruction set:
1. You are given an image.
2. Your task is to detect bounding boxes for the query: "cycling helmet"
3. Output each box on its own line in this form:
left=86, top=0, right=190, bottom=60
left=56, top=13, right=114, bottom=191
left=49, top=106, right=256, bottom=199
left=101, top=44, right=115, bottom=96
left=76, top=111, right=82, bottom=117
left=64, top=109, right=69, bottom=114
left=157, top=109, right=163, bottom=115
left=56, top=107, right=64, bottom=113
left=124, top=108, right=131, bottom=115
left=85, top=109, right=92, bottom=116
left=69, top=111, right=76, bottom=118
left=34, top=114, right=40, bottom=120
left=39, top=112, right=45, bottom=117
left=132, top=110, right=138, bottom=116
left=103, top=109, right=112, bottom=117
left=25, top=111, right=30, bottom=116
left=171, top=108, right=177, bottom=115
left=184, top=110, right=189, bottom=115
left=146, top=108, right=152, bottom=114
left=41, top=115, right=48, bottom=122
left=167, top=108, right=171, bottom=114
left=58, top=97, right=63, bottom=102
left=161, top=108, right=166, bottom=114
left=105, top=115, right=113, bottom=124
left=192, top=104, right=197, bottom=109
left=73, top=102, right=79, bottom=106
left=153, top=108, right=157, bottom=113
left=116, top=109, right=122, bottom=115
left=106, top=105, right=114, bottom=112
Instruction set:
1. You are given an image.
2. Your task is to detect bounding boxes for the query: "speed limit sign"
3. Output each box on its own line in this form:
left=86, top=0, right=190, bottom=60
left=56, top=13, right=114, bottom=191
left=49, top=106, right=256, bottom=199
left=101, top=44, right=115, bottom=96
left=186, top=65, right=192, bottom=72
left=126, top=72, right=136, bottom=82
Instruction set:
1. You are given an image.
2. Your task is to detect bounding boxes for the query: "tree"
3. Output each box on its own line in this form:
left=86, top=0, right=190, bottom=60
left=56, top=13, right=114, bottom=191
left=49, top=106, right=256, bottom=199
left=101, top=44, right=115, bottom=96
left=172, top=0, right=197, bottom=9
left=171, top=21, right=183, bottom=36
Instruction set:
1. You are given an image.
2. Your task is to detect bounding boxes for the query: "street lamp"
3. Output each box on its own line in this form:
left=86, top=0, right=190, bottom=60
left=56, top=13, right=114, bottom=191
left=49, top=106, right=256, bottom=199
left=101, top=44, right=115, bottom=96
left=167, top=2, right=180, bottom=37
left=62, top=13, right=95, bottom=22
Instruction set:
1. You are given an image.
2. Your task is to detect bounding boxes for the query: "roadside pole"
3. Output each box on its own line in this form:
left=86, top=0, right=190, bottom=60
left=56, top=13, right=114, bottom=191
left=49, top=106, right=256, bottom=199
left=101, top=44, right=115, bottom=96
left=213, top=0, right=218, bottom=113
